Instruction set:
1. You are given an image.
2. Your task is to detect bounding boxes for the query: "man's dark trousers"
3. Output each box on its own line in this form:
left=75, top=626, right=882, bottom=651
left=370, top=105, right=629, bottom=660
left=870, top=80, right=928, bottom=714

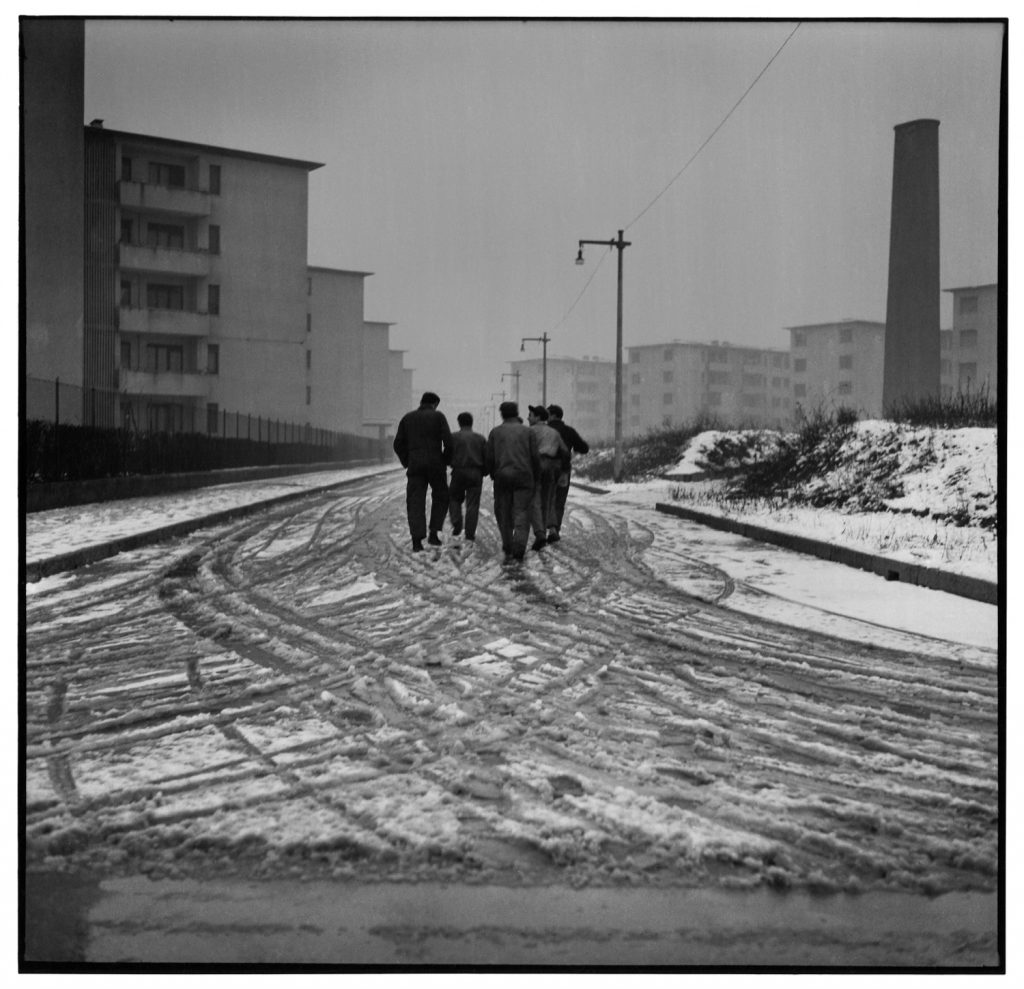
left=492, top=477, right=533, bottom=557
left=448, top=467, right=483, bottom=539
left=406, top=466, right=449, bottom=540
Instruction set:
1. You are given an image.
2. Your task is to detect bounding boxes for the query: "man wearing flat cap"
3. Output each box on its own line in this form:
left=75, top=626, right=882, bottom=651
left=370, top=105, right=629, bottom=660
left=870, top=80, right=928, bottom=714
left=393, top=391, right=453, bottom=552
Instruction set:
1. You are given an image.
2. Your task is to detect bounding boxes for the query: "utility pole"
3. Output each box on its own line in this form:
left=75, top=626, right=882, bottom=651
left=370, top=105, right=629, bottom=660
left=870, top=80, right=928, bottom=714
left=576, top=230, right=631, bottom=481
left=520, top=332, right=550, bottom=405
left=501, top=369, right=521, bottom=406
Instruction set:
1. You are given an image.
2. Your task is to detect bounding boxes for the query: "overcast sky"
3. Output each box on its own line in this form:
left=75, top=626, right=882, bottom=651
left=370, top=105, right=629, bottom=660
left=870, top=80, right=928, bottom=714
left=83, top=17, right=1004, bottom=410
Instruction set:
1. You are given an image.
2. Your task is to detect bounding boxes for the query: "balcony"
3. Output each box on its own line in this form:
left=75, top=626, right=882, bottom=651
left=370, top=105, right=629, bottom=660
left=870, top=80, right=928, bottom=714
left=119, top=180, right=211, bottom=217
left=120, top=306, right=211, bottom=337
left=120, top=369, right=209, bottom=398
left=120, top=242, right=211, bottom=277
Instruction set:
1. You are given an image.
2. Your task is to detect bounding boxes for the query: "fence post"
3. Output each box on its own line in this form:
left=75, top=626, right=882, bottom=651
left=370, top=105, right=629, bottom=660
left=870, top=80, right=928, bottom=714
left=247, top=414, right=251, bottom=441
left=54, top=376, right=60, bottom=481
left=91, top=387, right=96, bottom=428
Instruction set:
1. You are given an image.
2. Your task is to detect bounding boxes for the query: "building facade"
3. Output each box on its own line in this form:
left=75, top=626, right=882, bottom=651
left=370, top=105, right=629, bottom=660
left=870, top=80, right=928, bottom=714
left=625, top=341, right=792, bottom=434
left=23, top=19, right=86, bottom=421
left=788, top=320, right=886, bottom=418
left=941, top=283, right=998, bottom=401
left=509, top=356, right=616, bottom=441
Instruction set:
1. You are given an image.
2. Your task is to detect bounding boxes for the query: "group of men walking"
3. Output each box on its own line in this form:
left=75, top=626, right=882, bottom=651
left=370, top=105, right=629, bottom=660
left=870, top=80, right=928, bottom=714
left=392, top=392, right=589, bottom=560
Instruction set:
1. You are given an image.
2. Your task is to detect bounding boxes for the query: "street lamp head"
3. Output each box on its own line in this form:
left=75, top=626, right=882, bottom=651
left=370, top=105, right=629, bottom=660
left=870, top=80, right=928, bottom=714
left=575, top=248, right=585, bottom=266
left=520, top=341, right=525, bottom=352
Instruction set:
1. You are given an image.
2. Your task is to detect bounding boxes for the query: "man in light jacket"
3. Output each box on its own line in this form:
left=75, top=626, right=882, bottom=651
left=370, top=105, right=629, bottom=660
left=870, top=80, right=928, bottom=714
left=484, top=401, right=539, bottom=561
left=546, top=403, right=590, bottom=542
left=527, top=405, right=569, bottom=551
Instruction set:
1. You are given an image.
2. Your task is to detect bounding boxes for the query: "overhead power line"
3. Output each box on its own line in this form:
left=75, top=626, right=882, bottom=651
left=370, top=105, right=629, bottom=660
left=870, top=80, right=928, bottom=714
left=625, top=21, right=802, bottom=232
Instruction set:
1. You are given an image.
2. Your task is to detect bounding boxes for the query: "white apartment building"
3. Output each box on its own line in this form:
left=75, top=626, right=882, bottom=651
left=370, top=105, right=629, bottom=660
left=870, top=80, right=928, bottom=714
left=788, top=320, right=886, bottom=418
left=626, top=341, right=792, bottom=434
left=941, top=283, right=998, bottom=401
left=509, top=356, right=616, bottom=441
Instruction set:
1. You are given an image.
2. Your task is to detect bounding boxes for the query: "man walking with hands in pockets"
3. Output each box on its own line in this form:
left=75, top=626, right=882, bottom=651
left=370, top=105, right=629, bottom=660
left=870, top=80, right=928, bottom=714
left=393, top=391, right=452, bottom=552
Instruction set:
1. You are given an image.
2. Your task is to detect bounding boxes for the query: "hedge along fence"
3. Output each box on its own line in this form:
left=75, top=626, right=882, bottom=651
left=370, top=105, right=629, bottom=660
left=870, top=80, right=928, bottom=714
left=23, top=419, right=383, bottom=486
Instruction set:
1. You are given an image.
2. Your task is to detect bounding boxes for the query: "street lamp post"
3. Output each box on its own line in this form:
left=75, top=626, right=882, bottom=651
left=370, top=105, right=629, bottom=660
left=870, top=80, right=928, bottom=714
left=501, top=369, right=521, bottom=406
left=520, top=332, right=550, bottom=405
left=576, top=230, right=631, bottom=481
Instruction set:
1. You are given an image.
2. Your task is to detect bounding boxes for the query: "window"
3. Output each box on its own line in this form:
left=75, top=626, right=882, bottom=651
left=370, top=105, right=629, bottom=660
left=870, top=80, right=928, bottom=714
left=631, top=395, right=640, bottom=407
left=306, top=386, right=312, bottom=406
left=742, top=352, right=761, bottom=365
left=772, top=353, right=786, bottom=368
left=121, top=218, right=134, bottom=244
left=122, top=156, right=132, bottom=182
left=839, top=354, right=853, bottom=370
left=663, top=393, right=673, bottom=405
left=148, top=161, right=186, bottom=188
left=741, top=393, right=766, bottom=407
left=772, top=376, right=783, bottom=388
left=792, top=331, right=806, bottom=347
left=794, top=383, right=807, bottom=398
left=208, top=224, right=220, bottom=255
left=209, top=164, right=221, bottom=195
left=146, top=283, right=184, bottom=310
left=207, top=403, right=219, bottom=434
left=306, top=349, right=312, bottom=370
left=120, top=340, right=131, bottom=367
left=794, top=358, right=807, bottom=373
left=207, top=284, right=220, bottom=315
left=663, top=370, right=673, bottom=383
left=959, top=329, right=978, bottom=348
left=630, top=350, right=639, bottom=363
left=742, top=373, right=765, bottom=388
left=959, top=295, right=978, bottom=315
left=148, top=403, right=184, bottom=432
left=146, top=344, right=184, bottom=373
left=631, top=373, right=641, bottom=385
left=306, top=314, right=312, bottom=334
left=708, top=370, right=731, bottom=385
left=959, top=363, right=978, bottom=387
left=147, top=223, right=184, bottom=249
left=837, top=381, right=852, bottom=395
left=663, top=349, right=674, bottom=362
left=839, top=326, right=853, bottom=343
left=207, top=344, right=219, bottom=375
left=771, top=396, right=780, bottom=408
left=307, top=277, right=312, bottom=296
left=708, top=348, right=727, bottom=363
left=120, top=280, right=132, bottom=307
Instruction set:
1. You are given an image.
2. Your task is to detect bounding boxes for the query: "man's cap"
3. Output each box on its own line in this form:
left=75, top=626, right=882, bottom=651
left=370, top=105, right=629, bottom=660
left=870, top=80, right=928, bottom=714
left=528, top=405, right=549, bottom=420
left=420, top=391, right=441, bottom=406
left=499, top=401, right=519, bottom=419
left=547, top=404, right=563, bottom=418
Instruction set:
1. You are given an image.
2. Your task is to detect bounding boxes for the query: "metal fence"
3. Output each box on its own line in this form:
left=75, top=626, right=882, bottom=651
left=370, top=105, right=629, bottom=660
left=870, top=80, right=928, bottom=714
left=23, top=376, right=384, bottom=484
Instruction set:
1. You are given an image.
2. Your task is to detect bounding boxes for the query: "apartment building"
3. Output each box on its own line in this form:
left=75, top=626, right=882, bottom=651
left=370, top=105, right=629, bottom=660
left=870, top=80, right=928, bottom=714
left=626, top=341, right=792, bottom=434
left=941, top=283, right=998, bottom=400
left=788, top=320, right=886, bottom=418
left=509, top=356, right=616, bottom=441
left=83, top=124, right=321, bottom=432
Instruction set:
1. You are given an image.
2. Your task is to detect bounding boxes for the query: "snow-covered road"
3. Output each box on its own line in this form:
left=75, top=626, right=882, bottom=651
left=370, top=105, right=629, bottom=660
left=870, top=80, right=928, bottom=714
left=24, top=471, right=998, bottom=914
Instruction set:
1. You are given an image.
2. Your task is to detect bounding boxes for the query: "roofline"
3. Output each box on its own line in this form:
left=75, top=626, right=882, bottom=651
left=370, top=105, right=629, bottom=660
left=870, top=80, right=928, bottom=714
left=942, top=283, right=998, bottom=293
left=87, top=125, right=325, bottom=171
left=627, top=340, right=790, bottom=352
left=308, top=265, right=374, bottom=277
left=784, top=320, right=885, bottom=331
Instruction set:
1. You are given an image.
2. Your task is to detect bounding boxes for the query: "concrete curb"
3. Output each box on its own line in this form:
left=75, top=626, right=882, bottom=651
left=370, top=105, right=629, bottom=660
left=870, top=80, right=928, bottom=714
left=25, top=458, right=390, bottom=513
left=655, top=502, right=998, bottom=606
left=24, top=468, right=401, bottom=583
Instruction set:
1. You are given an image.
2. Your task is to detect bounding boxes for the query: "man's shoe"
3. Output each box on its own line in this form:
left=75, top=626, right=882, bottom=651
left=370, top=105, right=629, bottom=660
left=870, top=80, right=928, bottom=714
left=427, top=531, right=442, bottom=546
left=465, top=534, right=475, bottom=542
left=451, top=524, right=463, bottom=536
left=412, top=538, right=424, bottom=552
left=532, top=537, right=546, bottom=551
left=511, top=550, right=525, bottom=561
left=546, top=530, right=560, bottom=543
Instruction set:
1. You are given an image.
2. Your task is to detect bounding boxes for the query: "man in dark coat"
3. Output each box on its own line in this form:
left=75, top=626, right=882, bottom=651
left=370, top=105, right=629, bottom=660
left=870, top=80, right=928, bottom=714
left=393, top=391, right=452, bottom=552
left=545, top=404, right=590, bottom=542
left=484, top=401, right=539, bottom=561
left=448, top=411, right=488, bottom=541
